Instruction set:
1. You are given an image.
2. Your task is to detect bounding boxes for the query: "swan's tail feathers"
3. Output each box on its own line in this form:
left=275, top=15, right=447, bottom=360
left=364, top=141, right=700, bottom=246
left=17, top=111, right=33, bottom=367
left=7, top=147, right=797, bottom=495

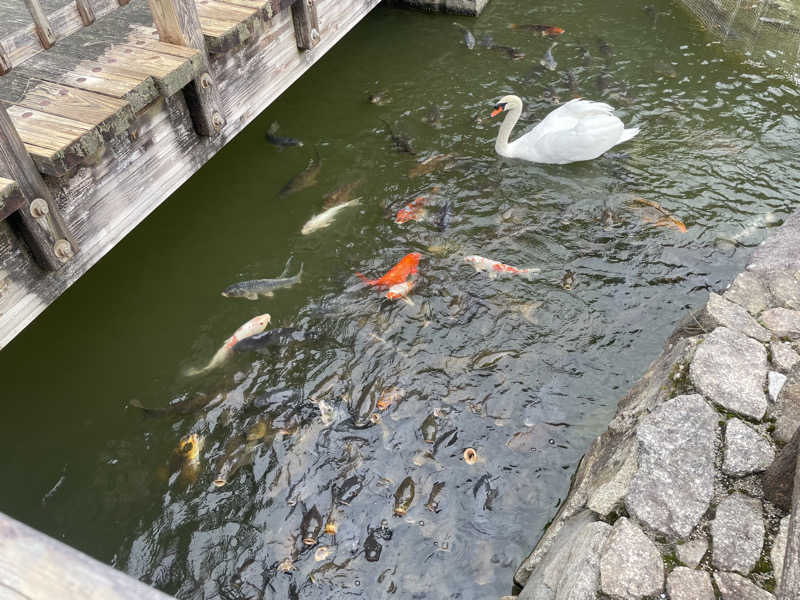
left=619, top=127, right=640, bottom=143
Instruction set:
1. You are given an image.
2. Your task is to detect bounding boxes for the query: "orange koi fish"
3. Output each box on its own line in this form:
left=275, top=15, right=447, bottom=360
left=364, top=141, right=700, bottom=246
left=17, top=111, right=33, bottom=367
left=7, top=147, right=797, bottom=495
left=357, top=253, right=421, bottom=288
left=631, top=197, right=688, bottom=233
left=464, top=255, right=539, bottom=279
left=395, top=197, right=428, bottom=224
left=509, top=24, right=565, bottom=36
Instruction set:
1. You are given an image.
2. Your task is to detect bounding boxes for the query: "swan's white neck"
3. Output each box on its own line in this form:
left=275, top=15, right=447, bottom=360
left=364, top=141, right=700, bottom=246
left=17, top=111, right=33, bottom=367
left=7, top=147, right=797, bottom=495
left=495, top=102, right=522, bottom=158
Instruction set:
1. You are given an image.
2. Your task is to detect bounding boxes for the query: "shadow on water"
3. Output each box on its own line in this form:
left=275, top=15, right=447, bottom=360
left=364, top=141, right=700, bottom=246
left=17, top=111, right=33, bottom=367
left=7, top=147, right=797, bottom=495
left=0, top=0, right=799, bottom=598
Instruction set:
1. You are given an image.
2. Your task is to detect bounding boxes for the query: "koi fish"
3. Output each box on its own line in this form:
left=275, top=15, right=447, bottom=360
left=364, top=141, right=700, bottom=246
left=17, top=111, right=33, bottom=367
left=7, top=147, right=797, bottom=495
left=266, top=121, right=303, bottom=148
left=464, top=255, right=539, bottom=279
left=357, top=253, right=421, bottom=288
left=301, top=198, right=360, bottom=235
left=540, top=43, right=558, bottom=71
left=509, top=24, right=565, bottom=36
left=386, top=280, right=415, bottom=304
left=630, top=197, right=687, bottom=233
left=395, top=197, right=428, bottom=224
left=221, top=260, right=303, bottom=300
left=183, top=314, right=271, bottom=376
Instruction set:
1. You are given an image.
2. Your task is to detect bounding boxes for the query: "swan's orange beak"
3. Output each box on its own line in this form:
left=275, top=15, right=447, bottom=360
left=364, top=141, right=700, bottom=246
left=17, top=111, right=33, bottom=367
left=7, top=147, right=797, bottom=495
left=491, top=106, right=504, bottom=117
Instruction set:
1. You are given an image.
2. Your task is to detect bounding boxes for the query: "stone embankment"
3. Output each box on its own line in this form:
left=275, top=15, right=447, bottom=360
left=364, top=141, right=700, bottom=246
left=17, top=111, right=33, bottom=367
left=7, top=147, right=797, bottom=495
left=508, top=212, right=800, bottom=600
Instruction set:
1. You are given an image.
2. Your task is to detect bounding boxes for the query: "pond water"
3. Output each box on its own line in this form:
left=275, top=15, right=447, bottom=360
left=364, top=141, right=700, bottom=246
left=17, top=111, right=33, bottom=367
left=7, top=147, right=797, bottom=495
left=1, top=0, right=799, bottom=598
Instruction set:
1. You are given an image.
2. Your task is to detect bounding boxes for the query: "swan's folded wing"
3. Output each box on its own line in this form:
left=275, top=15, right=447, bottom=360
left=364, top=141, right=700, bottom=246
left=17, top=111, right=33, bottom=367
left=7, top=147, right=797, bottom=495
left=520, top=113, right=625, bottom=164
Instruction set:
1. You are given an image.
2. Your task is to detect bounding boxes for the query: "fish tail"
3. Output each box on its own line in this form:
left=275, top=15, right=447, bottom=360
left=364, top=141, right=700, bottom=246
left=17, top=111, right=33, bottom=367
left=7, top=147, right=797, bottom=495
left=182, top=365, right=206, bottom=377
left=508, top=23, right=518, bottom=29
left=355, top=272, right=371, bottom=285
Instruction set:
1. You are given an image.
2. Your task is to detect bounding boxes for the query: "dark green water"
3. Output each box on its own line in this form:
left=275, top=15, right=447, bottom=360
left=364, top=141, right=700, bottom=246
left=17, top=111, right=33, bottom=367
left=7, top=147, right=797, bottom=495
left=1, top=0, right=799, bottom=597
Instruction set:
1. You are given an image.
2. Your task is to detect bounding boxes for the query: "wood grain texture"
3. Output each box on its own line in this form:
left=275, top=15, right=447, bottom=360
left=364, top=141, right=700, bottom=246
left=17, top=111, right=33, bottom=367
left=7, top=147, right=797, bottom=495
left=291, top=0, right=319, bottom=49
left=0, top=177, right=25, bottom=221
left=0, top=0, right=382, bottom=347
left=0, top=103, right=76, bottom=270
left=23, top=0, right=57, bottom=49
left=75, top=0, right=95, bottom=26
left=0, top=511, right=175, bottom=599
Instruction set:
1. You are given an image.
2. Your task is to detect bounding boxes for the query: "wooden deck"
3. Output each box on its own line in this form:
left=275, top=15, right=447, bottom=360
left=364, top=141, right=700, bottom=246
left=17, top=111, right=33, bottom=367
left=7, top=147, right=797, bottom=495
left=0, top=0, right=383, bottom=350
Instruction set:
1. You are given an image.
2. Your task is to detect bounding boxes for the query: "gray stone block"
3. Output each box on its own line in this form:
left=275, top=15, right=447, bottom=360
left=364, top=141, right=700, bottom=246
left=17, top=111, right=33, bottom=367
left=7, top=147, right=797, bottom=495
left=725, top=271, right=772, bottom=316
left=774, top=365, right=800, bottom=443
left=762, top=308, right=800, bottom=340
left=599, top=517, right=664, bottom=600
left=690, top=327, right=768, bottom=420
left=770, top=371, right=788, bottom=402
left=666, top=567, right=714, bottom=600
left=771, top=341, right=800, bottom=373
left=706, top=292, right=771, bottom=342
left=723, top=418, right=775, bottom=476
left=714, top=571, right=775, bottom=600
left=762, top=270, right=800, bottom=311
left=712, top=493, right=764, bottom=574
left=625, top=394, right=718, bottom=539
left=676, top=537, right=708, bottom=568
left=773, top=516, right=789, bottom=591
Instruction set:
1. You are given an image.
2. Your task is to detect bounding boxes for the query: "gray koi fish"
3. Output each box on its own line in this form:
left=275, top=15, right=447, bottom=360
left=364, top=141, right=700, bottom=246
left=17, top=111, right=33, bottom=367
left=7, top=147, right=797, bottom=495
left=222, top=261, right=303, bottom=300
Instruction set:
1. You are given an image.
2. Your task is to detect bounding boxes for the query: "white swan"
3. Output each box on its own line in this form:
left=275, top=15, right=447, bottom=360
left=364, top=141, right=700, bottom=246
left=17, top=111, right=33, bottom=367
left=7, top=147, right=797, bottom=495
left=491, top=94, right=639, bottom=164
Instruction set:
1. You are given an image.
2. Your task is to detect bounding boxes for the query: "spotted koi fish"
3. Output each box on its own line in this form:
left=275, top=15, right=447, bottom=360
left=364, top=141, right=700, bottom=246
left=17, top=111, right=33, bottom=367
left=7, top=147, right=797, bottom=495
left=464, top=255, right=539, bottom=279
left=395, top=197, right=428, bottom=224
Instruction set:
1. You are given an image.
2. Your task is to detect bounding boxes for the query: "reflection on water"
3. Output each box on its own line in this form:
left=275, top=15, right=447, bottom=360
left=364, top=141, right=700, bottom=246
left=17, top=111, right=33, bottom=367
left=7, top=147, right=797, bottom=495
left=1, top=0, right=799, bottom=598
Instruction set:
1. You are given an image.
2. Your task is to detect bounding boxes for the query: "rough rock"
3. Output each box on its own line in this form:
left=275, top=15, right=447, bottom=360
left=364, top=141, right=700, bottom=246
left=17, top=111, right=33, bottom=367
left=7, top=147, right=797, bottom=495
left=689, top=327, right=768, bottom=420
left=625, top=394, right=718, bottom=539
left=774, top=365, right=800, bottom=443
left=714, top=571, right=775, bottom=600
left=748, top=211, right=800, bottom=273
left=769, top=371, right=788, bottom=402
left=599, top=518, right=664, bottom=600
left=711, top=493, right=764, bottom=574
left=666, top=567, right=714, bottom=600
left=771, top=341, right=800, bottom=373
left=772, top=516, right=789, bottom=591
left=676, top=537, right=708, bottom=568
left=761, top=307, right=800, bottom=340
left=724, top=271, right=772, bottom=315
left=520, top=512, right=611, bottom=600
left=706, top=292, right=772, bottom=342
left=761, top=269, right=800, bottom=310
left=722, top=418, right=775, bottom=476
left=586, top=449, right=637, bottom=517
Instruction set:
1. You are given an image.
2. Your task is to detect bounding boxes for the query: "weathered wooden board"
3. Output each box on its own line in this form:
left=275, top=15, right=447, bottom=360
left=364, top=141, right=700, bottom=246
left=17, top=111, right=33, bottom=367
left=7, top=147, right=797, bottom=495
left=0, top=0, right=119, bottom=71
left=0, top=73, right=134, bottom=140
left=0, top=177, right=25, bottom=221
left=0, top=0, right=383, bottom=348
left=0, top=511, right=175, bottom=599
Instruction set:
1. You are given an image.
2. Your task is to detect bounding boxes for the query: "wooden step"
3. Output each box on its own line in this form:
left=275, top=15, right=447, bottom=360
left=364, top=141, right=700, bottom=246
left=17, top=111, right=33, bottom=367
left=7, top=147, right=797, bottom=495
left=0, top=177, right=25, bottom=221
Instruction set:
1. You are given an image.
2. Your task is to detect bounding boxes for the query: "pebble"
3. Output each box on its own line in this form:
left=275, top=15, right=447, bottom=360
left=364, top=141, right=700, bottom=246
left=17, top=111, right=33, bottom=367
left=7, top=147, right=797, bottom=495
left=769, top=371, right=788, bottom=402
left=676, top=537, right=708, bottom=568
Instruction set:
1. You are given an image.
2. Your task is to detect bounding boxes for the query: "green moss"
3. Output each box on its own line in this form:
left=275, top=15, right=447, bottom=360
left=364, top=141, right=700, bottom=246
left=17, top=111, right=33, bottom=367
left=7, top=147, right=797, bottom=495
left=662, top=550, right=681, bottom=570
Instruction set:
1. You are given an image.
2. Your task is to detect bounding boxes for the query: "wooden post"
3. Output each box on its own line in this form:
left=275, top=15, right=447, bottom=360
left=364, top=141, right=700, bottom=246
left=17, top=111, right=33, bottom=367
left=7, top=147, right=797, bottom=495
left=148, top=0, right=226, bottom=137
left=75, top=0, right=96, bottom=26
left=0, top=104, right=77, bottom=271
left=0, top=511, right=175, bottom=599
left=119, top=0, right=132, bottom=5
left=778, top=444, right=800, bottom=599
left=0, top=43, right=10, bottom=75
left=291, top=0, right=320, bottom=50
left=23, top=0, right=57, bottom=49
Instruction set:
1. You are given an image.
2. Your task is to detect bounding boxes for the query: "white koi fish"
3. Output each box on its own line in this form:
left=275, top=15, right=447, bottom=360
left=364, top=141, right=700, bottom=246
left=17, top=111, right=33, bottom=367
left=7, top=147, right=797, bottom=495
left=301, top=198, right=360, bottom=235
left=464, top=255, right=540, bottom=279
left=184, top=314, right=271, bottom=376
left=386, top=280, right=415, bottom=305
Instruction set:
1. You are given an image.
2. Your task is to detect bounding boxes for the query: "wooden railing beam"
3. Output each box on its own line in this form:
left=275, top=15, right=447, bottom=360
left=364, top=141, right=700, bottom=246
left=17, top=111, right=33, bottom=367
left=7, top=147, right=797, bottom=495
left=0, top=104, right=77, bottom=271
left=76, top=0, right=96, bottom=26
left=291, top=0, right=320, bottom=50
left=23, top=0, right=57, bottom=49
left=148, top=0, right=226, bottom=137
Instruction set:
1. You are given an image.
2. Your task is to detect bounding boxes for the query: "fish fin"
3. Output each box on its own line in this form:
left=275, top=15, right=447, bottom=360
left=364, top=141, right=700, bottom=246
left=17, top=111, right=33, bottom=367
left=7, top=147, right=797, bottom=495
left=182, top=366, right=206, bottom=377
left=296, top=262, right=304, bottom=281
left=268, top=121, right=280, bottom=135
left=279, top=256, right=292, bottom=278
left=401, top=296, right=415, bottom=307
left=355, top=272, right=371, bottom=285
left=246, top=293, right=259, bottom=300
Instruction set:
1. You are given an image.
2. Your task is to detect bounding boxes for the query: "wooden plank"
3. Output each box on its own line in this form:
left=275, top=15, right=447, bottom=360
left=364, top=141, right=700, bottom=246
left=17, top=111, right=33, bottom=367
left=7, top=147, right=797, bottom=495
left=0, top=177, right=26, bottom=221
left=23, top=0, right=57, bottom=49
left=18, top=52, right=159, bottom=113
left=0, top=511, right=175, bottom=599
left=0, top=103, right=76, bottom=270
left=291, top=0, right=319, bottom=50
left=0, top=74, right=134, bottom=140
left=0, top=0, right=119, bottom=71
left=5, top=104, right=104, bottom=175
left=75, top=0, right=95, bottom=26
left=149, top=0, right=226, bottom=135
left=195, top=0, right=259, bottom=52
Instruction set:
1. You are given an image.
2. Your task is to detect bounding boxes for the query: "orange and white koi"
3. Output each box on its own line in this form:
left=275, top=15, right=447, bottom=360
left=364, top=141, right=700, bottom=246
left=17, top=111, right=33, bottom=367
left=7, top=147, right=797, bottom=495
left=184, top=314, right=271, bottom=376
left=464, top=255, right=539, bottom=279
left=386, top=280, right=416, bottom=304
left=357, top=253, right=421, bottom=288
left=395, top=197, right=428, bottom=224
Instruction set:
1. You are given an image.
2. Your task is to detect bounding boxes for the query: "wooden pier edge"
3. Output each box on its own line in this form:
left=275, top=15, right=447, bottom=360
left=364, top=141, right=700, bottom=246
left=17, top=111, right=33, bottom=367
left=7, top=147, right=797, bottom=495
left=0, top=511, right=174, bottom=599
left=0, top=0, right=384, bottom=350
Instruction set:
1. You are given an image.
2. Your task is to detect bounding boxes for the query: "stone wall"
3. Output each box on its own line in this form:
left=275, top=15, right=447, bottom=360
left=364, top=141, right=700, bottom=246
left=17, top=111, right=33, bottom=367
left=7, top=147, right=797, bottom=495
left=510, top=211, right=800, bottom=600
